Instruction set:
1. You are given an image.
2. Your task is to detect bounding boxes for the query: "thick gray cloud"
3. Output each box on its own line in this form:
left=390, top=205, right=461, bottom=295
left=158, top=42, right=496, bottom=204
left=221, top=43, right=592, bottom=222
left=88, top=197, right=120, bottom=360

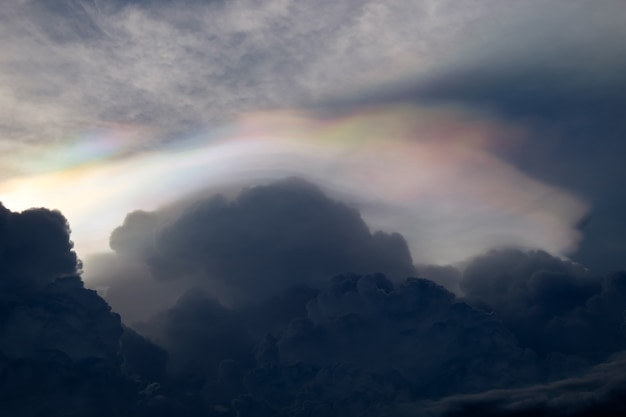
left=415, top=264, right=463, bottom=295
left=128, top=273, right=541, bottom=416
left=276, top=274, right=537, bottom=396
left=2, top=1, right=626, bottom=413
left=3, top=197, right=626, bottom=415
left=135, top=290, right=252, bottom=377
left=0, top=204, right=78, bottom=291
left=93, top=183, right=625, bottom=415
left=106, top=178, right=415, bottom=310
left=0, top=203, right=139, bottom=416
left=461, top=249, right=626, bottom=359
left=388, top=351, right=626, bottom=417
left=83, top=251, right=184, bottom=324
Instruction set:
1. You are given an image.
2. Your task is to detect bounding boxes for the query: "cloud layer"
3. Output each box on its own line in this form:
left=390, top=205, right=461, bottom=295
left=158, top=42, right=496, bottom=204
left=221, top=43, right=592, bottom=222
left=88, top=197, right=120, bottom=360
left=88, top=180, right=626, bottom=415
left=2, top=181, right=626, bottom=416
left=3, top=0, right=624, bottom=269
left=2, top=0, right=626, bottom=415
left=0, top=104, right=589, bottom=268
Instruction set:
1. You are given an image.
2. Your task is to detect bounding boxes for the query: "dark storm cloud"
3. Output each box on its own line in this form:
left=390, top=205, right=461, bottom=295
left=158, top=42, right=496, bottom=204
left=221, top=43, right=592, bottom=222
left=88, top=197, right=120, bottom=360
left=4, top=197, right=626, bottom=416
left=0, top=203, right=79, bottom=291
left=415, top=264, right=463, bottom=295
left=120, top=325, right=169, bottom=383
left=275, top=274, right=537, bottom=396
left=108, top=178, right=416, bottom=307
left=137, top=273, right=539, bottom=416
left=392, top=351, right=626, bottom=417
left=460, top=250, right=626, bottom=360
left=0, top=203, right=142, bottom=416
left=94, top=181, right=625, bottom=416
left=3, top=1, right=626, bottom=415
left=135, top=290, right=253, bottom=377
left=83, top=251, right=184, bottom=324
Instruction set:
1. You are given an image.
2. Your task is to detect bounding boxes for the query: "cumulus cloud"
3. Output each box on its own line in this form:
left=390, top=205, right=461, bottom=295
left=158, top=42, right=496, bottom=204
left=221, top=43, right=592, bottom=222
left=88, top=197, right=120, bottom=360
left=2, top=1, right=626, bottom=415
left=0, top=203, right=139, bottom=415
left=104, top=178, right=415, bottom=311
left=277, top=274, right=537, bottom=395
left=392, top=352, right=626, bottom=417
left=135, top=290, right=253, bottom=377
left=2, top=197, right=626, bottom=416
left=460, top=249, right=626, bottom=359
left=0, top=203, right=78, bottom=291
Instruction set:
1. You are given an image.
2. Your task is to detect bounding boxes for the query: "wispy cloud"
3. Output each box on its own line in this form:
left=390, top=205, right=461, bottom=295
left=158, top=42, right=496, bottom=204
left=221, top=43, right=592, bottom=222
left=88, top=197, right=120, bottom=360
left=4, top=0, right=622, bottom=162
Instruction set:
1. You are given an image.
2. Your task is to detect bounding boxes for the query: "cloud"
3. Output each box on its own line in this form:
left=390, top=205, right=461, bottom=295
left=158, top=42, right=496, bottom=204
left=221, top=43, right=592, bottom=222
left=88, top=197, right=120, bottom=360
left=2, top=0, right=429, bottom=154
left=275, top=274, right=537, bottom=396
left=415, top=263, right=463, bottom=295
left=395, top=1, right=626, bottom=273
left=394, top=351, right=626, bottom=417
left=0, top=203, right=79, bottom=291
left=133, top=273, right=538, bottom=416
left=4, top=0, right=622, bottom=162
left=2, top=198, right=625, bottom=416
left=0, top=104, right=589, bottom=267
left=120, top=325, right=169, bottom=383
left=1, top=0, right=623, bottom=271
left=100, top=179, right=414, bottom=309
left=0, top=202, right=140, bottom=416
left=85, top=180, right=623, bottom=414
left=83, top=251, right=184, bottom=324
left=460, top=249, right=626, bottom=359
left=2, top=1, right=626, bottom=414
left=135, top=290, right=253, bottom=377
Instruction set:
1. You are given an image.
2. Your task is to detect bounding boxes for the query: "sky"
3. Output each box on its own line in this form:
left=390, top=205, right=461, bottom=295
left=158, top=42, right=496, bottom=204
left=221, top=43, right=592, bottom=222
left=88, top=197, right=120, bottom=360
left=1, top=1, right=626, bottom=416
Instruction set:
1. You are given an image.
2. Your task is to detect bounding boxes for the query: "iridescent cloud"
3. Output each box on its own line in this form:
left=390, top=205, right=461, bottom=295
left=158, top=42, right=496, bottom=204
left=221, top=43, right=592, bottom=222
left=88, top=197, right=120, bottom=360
left=0, top=103, right=588, bottom=268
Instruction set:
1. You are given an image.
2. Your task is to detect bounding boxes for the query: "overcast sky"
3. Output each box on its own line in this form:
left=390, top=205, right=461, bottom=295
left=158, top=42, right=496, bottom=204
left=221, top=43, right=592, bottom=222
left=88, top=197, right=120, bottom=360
left=2, top=1, right=626, bottom=416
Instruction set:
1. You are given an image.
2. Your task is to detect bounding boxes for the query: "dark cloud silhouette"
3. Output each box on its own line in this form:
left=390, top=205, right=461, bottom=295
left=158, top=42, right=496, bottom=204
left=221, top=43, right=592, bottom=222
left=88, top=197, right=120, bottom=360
left=108, top=178, right=416, bottom=307
left=85, top=251, right=183, bottom=324
left=275, top=274, right=536, bottom=396
left=120, top=325, right=168, bottom=383
left=415, top=263, right=463, bottom=295
left=387, top=351, right=626, bottom=417
left=3, top=1, right=626, bottom=415
left=0, top=203, right=140, bottom=416
left=460, top=249, right=626, bottom=359
left=135, top=290, right=253, bottom=378
left=0, top=204, right=79, bottom=292
left=85, top=179, right=626, bottom=416
left=3, top=181, right=626, bottom=416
